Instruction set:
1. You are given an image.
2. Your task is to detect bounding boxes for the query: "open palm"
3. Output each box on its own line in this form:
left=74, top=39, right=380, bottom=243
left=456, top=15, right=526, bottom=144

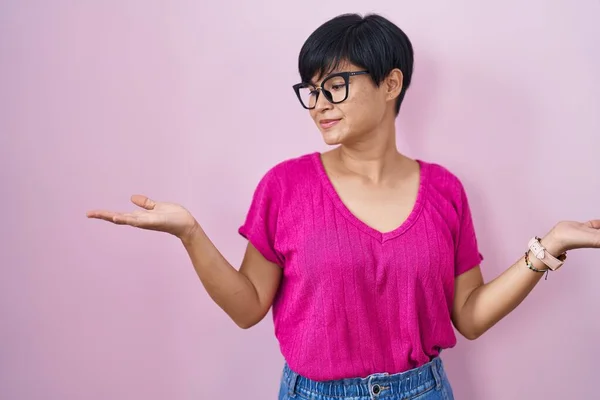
left=86, top=195, right=197, bottom=238
left=553, top=220, right=600, bottom=252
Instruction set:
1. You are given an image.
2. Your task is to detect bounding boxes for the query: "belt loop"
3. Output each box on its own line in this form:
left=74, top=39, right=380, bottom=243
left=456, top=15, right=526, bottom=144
left=287, top=368, right=299, bottom=398
left=431, top=358, right=442, bottom=390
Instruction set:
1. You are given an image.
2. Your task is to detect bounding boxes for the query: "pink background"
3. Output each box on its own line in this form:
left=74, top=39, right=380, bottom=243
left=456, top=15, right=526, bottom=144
left=1, top=1, right=599, bottom=399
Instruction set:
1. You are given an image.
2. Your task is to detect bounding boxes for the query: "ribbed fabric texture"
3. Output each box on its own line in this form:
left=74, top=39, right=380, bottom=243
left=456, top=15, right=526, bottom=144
left=238, top=152, right=483, bottom=382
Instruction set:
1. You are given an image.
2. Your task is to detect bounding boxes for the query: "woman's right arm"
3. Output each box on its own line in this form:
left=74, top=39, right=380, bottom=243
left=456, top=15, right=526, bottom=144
left=87, top=194, right=282, bottom=329
left=181, top=224, right=282, bottom=329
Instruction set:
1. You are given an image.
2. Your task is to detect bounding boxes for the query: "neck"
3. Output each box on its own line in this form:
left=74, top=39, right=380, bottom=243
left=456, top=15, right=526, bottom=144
left=335, top=119, right=405, bottom=183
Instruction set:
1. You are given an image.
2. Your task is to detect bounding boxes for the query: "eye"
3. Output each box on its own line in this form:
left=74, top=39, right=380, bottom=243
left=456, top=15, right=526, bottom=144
left=330, top=84, right=345, bottom=91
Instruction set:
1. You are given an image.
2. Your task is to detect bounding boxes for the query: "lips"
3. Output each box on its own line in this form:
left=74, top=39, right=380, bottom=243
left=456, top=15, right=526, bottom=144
left=319, top=118, right=341, bottom=129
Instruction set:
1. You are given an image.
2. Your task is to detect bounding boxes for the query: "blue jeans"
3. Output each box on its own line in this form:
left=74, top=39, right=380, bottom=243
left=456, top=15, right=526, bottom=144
left=279, top=357, right=454, bottom=400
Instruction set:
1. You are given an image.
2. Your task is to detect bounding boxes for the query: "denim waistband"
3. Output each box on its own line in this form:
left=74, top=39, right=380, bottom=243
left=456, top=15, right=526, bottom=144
left=283, top=357, right=446, bottom=399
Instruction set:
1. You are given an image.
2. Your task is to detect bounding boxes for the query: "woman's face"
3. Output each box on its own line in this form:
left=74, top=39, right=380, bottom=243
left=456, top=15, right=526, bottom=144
left=303, top=62, right=402, bottom=146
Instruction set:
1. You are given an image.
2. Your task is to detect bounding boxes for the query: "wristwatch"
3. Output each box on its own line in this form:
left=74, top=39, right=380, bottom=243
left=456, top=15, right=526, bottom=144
left=528, top=236, right=565, bottom=271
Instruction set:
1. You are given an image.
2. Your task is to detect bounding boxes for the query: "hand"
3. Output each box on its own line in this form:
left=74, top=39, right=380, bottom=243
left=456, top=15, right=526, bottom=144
left=544, top=220, right=600, bottom=255
left=86, top=195, right=199, bottom=240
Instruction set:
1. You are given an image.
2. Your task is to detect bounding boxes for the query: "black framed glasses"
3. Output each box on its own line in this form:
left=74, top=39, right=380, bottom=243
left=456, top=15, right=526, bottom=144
left=292, top=71, right=369, bottom=109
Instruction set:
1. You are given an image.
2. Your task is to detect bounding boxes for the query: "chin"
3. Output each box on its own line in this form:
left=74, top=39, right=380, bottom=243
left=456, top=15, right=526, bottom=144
left=322, top=136, right=344, bottom=146
left=320, top=129, right=345, bottom=146
left=322, top=137, right=342, bottom=146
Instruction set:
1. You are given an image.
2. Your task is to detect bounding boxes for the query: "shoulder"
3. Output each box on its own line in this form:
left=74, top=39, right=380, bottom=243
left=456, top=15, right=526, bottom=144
left=256, top=152, right=319, bottom=191
left=420, top=159, right=470, bottom=209
left=267, top=152, right=318, bottom=178
left=421, top=159, right=463, bottom=186
left=246, top=153, right=320, bottom=206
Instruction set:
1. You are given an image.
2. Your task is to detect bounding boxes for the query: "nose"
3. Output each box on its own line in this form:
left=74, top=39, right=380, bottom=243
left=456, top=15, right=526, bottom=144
left=314, top=88, right=333, bottom=112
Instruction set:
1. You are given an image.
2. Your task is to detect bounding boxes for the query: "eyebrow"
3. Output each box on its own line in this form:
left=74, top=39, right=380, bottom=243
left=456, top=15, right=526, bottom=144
left=308, top=67, right=334, bottom=86
left=308, top=71, right=337, bottom=87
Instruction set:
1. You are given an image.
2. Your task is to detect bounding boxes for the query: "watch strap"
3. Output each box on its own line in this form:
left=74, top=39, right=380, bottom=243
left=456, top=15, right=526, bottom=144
left=528, top=236, right=564, bottom=271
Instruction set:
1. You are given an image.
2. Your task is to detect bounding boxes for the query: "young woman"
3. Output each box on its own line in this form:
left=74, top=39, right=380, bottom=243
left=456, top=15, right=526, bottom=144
left=87, top=13, right=600, bottom=400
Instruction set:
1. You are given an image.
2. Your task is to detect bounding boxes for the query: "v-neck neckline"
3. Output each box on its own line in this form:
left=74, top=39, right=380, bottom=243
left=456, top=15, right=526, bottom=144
left=311, top=152, right=428, bottom=243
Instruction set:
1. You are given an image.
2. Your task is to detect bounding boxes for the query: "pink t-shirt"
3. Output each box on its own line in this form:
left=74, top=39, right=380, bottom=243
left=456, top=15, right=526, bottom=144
left=238, top=152, right=483, bottom=381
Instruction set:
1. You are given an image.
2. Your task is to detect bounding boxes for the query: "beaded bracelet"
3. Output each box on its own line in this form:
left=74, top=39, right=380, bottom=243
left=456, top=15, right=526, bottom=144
left=524, top=251, right=550, bottom=280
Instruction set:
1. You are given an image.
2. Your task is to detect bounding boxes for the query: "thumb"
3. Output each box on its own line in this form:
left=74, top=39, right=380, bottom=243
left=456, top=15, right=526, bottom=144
left=586, top=219, right=600, bottom=229
left=131, top=194, right=156, bottom=210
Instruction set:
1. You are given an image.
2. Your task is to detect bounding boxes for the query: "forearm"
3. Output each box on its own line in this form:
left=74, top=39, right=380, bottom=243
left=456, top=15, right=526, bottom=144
left=458, top=233, right=563, bottom=339
left=180, top=225, right=263, bottom=328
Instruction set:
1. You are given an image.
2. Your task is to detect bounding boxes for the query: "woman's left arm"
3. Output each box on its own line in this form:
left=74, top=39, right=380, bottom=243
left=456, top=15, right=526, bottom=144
left=452, top=220, right=600, bottom=340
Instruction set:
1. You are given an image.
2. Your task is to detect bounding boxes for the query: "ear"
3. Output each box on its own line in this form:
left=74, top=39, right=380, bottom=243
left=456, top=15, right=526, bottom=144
left=384, top=68, right=404, bottom=101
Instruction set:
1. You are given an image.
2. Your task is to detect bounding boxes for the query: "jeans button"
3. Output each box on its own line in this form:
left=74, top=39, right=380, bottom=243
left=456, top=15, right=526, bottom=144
left=372, top=384, right=381, bottom=395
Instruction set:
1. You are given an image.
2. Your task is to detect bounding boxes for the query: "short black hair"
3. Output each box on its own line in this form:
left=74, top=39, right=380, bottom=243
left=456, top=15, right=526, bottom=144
left=298, top=13, right=414, bottom=115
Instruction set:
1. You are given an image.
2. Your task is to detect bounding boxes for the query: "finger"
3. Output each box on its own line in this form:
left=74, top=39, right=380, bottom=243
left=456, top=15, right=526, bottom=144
left=87, top=210, right=135, bottom=226
left=112, top=213, right=139, bottom=226
left=86, top=210, right=121, bottom=222
left=131, top=194, right=156, bottom=210
left=586, top=219, right=600, bottom=229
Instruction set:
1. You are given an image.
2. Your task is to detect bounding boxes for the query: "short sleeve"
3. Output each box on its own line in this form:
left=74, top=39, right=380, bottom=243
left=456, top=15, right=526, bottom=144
left=238, top=168, right=284, bottom=266
left=453, top=179, right=484, bottom=276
